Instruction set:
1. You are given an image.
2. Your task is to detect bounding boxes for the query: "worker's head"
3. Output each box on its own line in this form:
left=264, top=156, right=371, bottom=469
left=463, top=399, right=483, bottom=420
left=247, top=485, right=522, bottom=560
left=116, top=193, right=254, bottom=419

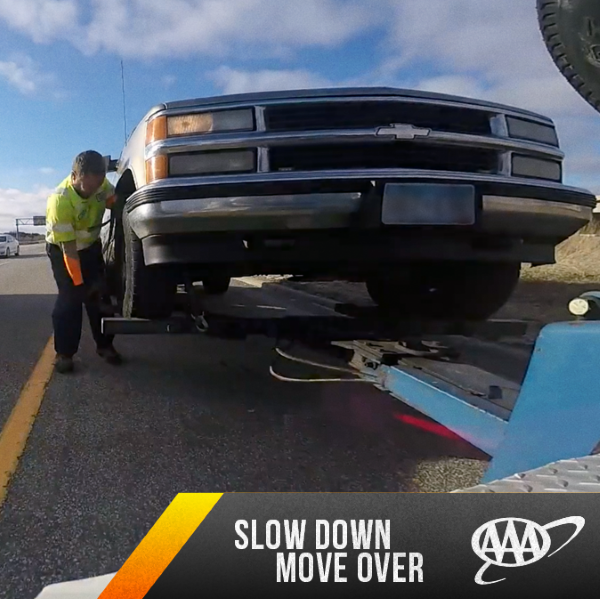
left=71, top=150, right=106, bottom=198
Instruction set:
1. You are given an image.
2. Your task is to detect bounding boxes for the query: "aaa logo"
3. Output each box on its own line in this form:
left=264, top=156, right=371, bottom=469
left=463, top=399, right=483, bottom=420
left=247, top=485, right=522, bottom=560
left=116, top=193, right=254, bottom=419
left=471, top=517, right=586, bottom=585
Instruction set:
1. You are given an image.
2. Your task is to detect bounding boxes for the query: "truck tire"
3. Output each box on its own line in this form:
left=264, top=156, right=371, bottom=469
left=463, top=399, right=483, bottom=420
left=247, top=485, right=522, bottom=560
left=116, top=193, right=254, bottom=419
left=202, top=274, right=231, bottom=295
left=538, top=0, right=600, bottom=113
left=366, top=262, right=521, bottom=321
left=121, top=210, right=177, bottom=319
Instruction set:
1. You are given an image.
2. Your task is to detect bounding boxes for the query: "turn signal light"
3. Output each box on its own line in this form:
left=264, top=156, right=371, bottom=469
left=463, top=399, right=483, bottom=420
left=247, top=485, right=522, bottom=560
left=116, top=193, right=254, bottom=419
left=145, top=155, right=168, bottom=183
left=146, top=115, right=168, bottom=146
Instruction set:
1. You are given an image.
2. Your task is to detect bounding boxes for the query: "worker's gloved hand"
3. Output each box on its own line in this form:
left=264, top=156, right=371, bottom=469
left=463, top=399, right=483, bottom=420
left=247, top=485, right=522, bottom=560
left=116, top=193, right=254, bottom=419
left=85, top=279, right=105, bottom=302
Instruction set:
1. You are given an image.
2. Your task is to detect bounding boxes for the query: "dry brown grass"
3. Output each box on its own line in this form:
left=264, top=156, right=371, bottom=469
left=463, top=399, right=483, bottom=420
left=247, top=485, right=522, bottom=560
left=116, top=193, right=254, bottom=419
left=521, top=234, right=600, bottom=284
left=497, top=232, right=600, bottom=324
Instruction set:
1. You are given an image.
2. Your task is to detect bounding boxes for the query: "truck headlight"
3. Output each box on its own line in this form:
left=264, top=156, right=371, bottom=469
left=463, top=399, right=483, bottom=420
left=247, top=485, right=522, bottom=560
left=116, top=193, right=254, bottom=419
left=144, top=109, right=255, bottom=182
left=169, top=150, right=256, bottom=176
left=146, top=109, right=254, bottom=145
left=168, top=109, right=254, bottom=136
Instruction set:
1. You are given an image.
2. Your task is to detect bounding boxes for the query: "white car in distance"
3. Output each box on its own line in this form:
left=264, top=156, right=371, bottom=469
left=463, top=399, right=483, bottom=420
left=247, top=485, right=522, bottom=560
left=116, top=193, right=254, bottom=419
left=0, top=234, right=20, bottom=258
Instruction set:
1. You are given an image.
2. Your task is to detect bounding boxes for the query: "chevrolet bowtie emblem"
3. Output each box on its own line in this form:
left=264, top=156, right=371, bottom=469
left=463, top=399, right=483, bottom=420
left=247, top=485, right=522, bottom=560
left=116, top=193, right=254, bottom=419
left=375, top=124, right=431, bottom=139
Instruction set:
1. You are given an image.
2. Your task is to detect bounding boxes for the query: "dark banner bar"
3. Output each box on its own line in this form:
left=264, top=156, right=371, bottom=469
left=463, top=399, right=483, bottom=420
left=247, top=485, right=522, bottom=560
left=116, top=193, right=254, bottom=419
left=98, top=493, right=600, bottom=598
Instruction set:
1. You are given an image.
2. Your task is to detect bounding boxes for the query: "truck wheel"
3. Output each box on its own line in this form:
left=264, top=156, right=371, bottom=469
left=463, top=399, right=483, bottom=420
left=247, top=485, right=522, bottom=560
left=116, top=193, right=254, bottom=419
left=202, top=274, right=231, bottom=295
left=538, top=0, right=600, bottom=113
left=366, top=262, right=521, bottom=321
left=121, top=210, right=177, bottom=319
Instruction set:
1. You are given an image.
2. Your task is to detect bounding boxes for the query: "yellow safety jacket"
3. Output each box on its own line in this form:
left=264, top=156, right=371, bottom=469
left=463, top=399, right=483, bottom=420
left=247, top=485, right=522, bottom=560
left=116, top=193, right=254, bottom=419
left=46, top=176, right=116, bottom=250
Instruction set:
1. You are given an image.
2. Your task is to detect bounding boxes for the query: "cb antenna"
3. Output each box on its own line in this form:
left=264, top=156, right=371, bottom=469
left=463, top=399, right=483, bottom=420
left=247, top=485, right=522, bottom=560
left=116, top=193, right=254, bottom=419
left=121, top=60, right=128, bottom=143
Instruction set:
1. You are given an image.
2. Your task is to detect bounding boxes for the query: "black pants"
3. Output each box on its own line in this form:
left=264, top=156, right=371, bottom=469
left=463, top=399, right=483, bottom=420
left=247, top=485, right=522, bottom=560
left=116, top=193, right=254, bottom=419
left=47, top=241, right=114, bottom=357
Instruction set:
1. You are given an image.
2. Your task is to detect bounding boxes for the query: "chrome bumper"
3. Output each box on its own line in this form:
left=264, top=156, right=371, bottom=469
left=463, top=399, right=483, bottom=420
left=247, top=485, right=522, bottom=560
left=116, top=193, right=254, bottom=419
left=126, top=173, right=594, bottom=240
left=128, top=192, right=364, bottom=237
left=128, top=192, right=592, bottom=240
left=480, top=196, right=592, bottom=237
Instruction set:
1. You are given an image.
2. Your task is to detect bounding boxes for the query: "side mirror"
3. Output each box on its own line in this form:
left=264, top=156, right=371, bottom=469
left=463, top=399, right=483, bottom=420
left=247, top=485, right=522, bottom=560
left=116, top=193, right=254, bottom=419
left=103, top=155, right=119, bottom=173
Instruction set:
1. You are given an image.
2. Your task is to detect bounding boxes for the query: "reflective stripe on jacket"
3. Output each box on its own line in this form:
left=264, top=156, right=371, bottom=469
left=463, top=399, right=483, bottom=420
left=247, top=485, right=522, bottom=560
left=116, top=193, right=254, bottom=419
left=46, top=176, right=116, bottom=249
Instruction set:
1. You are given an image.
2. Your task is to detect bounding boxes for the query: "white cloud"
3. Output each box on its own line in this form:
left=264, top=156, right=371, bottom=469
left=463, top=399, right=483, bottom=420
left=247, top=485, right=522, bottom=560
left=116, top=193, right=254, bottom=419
left=209, top=66, right=333, bottom=95
left=0, top=56, right=41, bottom=94
left=39, top=167, right=55, bottom=175
left=0, top=0, right=78, bottom=43
left=0, top=0, right=383, bottom=59
left=162, top=75, right=177, bottom=88
left=0, top=186, right=51, bottom=233
left=86, top=0, right=381, bottom=58
left=0, top=59, right=37, bottom=94
left=385, top=0, right=553, bottom=80
left=0, top=54, right=61, bottom=97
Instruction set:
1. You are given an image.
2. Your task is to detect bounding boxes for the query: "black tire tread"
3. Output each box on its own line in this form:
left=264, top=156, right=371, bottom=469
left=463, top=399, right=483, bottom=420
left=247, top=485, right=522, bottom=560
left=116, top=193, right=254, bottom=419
left=366, top=262, right=521, bottom=322
left=122, top=210, right=176, bottom=320
left=537, top=0, right=600, bottom=113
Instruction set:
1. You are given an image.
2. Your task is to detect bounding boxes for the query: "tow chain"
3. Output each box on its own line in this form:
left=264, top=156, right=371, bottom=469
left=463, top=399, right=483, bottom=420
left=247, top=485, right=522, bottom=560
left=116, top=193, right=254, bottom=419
left=195, top=313, right=209, bottom=333
left=184, top=276, right=210, bottom=334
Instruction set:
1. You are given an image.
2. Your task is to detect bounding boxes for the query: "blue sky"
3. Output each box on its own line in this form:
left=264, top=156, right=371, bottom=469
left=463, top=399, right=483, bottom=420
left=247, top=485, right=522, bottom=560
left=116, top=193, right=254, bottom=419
left=1, top=0, right=599, bottom=232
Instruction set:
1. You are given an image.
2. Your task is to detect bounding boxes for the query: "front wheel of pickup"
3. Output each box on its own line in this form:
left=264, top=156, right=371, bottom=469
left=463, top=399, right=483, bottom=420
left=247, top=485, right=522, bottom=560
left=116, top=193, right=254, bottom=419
left=121, top=210, right=177, bottom=320
left=366, top=262, right=521, bottom=321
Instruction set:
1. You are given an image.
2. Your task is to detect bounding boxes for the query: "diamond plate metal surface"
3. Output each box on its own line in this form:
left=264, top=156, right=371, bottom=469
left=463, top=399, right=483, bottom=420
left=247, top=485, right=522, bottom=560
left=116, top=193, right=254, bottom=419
left=455, top=454, right=600, bottom=492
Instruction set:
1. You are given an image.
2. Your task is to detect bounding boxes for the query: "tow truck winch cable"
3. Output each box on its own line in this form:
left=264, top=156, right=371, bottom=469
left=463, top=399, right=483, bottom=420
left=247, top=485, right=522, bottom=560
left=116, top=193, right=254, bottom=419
left=269, top=347, right=377, bottom=384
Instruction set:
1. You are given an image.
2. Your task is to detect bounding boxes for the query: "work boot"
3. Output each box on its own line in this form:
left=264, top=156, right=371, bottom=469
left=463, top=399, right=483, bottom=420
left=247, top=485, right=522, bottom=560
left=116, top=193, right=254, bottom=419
left=97, top=344, right=123, bottom=365
left=55, top=354, right=74, bottom=374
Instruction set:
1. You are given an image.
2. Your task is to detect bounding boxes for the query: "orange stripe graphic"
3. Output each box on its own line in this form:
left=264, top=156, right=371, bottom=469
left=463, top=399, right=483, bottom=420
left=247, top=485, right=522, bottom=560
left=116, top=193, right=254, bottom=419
left=99, top=493, right=223, bottom=599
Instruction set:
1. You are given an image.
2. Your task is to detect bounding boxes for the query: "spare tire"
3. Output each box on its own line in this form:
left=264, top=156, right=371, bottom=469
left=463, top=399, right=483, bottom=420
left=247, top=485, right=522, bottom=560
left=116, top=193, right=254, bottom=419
left=538, top=0, right=600, bottom=113
left=121, top=210, right=177, bottom=319
left=366, top=261, right=521, bottom=321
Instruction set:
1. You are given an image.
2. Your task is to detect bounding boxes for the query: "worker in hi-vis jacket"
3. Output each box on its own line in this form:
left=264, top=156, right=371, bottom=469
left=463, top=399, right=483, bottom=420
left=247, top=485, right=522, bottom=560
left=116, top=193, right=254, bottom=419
left=45, top=150, right=123, bottom=374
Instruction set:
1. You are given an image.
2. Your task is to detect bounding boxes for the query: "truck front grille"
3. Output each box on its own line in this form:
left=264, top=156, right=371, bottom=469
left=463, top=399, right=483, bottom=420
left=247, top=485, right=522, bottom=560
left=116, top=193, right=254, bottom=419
left=265, top=101, right=492, bottom=136
left=269, top=143, right=498, bottom=175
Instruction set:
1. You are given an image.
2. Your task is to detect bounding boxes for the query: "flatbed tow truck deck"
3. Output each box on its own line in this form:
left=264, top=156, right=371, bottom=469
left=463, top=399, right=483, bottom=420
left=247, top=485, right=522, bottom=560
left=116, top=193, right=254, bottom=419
left=102, top=282, right=600, bottom=490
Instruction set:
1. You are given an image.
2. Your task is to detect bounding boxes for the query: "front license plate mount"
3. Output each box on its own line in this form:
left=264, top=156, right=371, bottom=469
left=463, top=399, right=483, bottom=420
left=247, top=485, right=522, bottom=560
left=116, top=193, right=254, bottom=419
left=381, top=183, right=476, bottom=225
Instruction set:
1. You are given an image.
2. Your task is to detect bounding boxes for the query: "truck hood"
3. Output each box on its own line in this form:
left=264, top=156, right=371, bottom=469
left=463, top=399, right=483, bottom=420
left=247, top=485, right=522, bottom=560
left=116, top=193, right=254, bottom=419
left=160, top=86, right=553, bottom=123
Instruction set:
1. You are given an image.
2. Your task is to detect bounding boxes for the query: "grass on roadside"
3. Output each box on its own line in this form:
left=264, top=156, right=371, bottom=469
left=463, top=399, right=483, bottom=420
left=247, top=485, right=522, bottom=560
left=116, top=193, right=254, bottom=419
left=499, top=231, right=600, bottom=324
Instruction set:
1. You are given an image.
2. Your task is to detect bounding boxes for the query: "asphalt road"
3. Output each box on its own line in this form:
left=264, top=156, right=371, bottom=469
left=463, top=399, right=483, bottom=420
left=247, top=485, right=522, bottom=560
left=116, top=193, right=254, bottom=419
left=0, top=244, right=527, bottom=599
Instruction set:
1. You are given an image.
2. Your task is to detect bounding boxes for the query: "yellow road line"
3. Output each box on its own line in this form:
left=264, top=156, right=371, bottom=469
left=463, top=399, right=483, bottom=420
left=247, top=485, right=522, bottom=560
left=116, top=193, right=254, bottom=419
left=0, top=336, right=55, bottom=510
